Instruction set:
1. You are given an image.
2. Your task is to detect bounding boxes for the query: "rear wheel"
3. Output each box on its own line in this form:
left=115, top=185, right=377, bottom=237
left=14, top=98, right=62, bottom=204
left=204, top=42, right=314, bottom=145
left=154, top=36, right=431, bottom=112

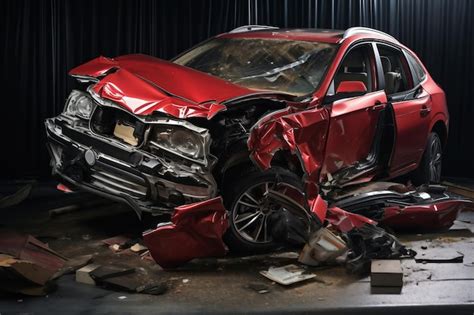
left=412, top=132, right=442, bottom=185
left=223, top=166, right=305, bottom=253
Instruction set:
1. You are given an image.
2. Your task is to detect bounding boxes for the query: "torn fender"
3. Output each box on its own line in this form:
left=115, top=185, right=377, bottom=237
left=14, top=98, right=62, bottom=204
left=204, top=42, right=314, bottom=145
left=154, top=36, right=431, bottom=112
left=248, top=105, right=330, bottom=212
left=248, top=106, right=329, bottom=180
left=69, top=55, right=260, bottom=119
left=143, top=197, right=228, bottom=268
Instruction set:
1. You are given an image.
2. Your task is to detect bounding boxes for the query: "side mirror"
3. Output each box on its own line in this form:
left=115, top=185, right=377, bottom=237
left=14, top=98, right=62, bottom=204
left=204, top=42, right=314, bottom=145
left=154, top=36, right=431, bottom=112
left=336, top=81, right=367, bottom=94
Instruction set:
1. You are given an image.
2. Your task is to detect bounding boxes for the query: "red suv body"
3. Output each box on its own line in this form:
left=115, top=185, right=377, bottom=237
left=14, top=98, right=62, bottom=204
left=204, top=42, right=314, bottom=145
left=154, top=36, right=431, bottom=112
left=45, top=27, right=449, bottom=251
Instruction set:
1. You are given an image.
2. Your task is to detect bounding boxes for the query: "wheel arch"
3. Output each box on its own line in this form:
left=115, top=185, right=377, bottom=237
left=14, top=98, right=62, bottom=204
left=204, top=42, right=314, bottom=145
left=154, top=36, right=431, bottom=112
left=221, top=148, right=305, bottom=186
left=430, top=119, right=448, bottom=148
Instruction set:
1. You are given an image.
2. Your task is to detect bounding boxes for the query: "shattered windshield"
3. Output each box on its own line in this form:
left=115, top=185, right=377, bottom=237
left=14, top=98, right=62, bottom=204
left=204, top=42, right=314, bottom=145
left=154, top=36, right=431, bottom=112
left=174, top=38, right=338, bottom=96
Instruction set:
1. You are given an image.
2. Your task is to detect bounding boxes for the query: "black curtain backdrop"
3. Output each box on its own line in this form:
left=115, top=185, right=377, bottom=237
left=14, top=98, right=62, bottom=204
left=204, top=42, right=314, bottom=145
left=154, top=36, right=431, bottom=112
left=1, top=0, right=473, bottom=179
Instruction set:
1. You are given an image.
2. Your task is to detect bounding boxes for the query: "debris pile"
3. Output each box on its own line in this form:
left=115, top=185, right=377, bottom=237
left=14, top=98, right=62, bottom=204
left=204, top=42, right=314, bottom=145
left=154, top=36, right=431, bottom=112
left=0, top=231, right=67, bottom=296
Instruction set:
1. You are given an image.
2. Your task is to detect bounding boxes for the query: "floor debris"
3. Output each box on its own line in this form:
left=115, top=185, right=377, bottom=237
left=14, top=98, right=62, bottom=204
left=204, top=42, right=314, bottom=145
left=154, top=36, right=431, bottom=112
left=101, top=235, right=132, bottom=247
left=130, top=243, right=148, bottom=253
left=0, top=231, right=67, bottom=295
left=0, top=184, right=33, bottom=209
left=75, top=263, right=101, bottom=285
left=136, top=282, right=168, bottom=295
left=53, top=254, right=93, bottom=279
left=260, top=264, right=316, bottom=285
left=298, top=228, right=347, bottom=266
left=90, top=265, right=135, bottom=281
left=247, top=282, right=271, bottom=294
left=415, top=249, right=464, bottom=263
left=370, top=260, right=403, bottom=287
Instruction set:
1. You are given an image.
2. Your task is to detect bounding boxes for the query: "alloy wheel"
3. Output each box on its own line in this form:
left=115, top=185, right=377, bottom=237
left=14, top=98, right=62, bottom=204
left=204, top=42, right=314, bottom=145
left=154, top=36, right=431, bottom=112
left=429, top=136, right=442, bottom=182
left=231, top=182, right=304, bottom=244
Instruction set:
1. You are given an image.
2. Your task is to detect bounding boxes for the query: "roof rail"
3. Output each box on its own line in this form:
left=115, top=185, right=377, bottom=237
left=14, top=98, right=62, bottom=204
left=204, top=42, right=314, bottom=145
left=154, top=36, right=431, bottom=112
left=342, top=27, right=398, bottom=42
left=229, top=25, right=279, bottom=34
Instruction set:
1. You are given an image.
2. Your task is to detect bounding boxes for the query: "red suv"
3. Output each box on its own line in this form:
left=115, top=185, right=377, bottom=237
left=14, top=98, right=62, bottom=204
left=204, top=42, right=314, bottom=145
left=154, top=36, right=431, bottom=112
left=46, top=26, right=448, bottom=251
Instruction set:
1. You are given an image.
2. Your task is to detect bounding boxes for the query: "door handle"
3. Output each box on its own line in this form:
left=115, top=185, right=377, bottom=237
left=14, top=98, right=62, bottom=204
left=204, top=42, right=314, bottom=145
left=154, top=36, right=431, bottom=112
left=420, top=105, right=431, bottom=117
left=369, top=102, right=385, bottom=111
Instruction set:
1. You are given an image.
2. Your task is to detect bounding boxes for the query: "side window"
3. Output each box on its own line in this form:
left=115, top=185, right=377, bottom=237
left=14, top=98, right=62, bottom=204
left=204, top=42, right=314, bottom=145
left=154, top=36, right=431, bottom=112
left=404, top=50, right=426, bottom=85
left=377, top=44, right=413, bottom=95
left=331, top=44, right=376, bottom=95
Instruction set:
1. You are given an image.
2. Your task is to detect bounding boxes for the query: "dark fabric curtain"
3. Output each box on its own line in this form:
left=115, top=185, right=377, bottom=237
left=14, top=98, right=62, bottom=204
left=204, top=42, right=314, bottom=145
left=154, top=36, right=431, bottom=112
left=1, top=0, right=473, bottom=179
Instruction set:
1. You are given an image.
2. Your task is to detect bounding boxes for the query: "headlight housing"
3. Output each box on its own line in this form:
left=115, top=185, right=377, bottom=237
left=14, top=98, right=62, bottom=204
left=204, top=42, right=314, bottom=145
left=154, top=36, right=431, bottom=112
left=149, top=126, right=206, bottom=160
left=64, top=90, right=95, bottom=119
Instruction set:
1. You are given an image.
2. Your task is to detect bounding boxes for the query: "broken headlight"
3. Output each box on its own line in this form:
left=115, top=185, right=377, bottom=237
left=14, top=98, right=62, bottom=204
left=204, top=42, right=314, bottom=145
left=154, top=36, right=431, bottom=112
left=64, top=90, right=95, bottom=119
left=150, top=126, right=204, bottom=160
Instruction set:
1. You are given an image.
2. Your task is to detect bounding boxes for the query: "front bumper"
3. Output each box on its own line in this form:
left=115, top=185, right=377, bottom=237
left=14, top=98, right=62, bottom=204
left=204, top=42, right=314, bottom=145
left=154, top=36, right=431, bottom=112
left=45, top=116, right=217, bottom=217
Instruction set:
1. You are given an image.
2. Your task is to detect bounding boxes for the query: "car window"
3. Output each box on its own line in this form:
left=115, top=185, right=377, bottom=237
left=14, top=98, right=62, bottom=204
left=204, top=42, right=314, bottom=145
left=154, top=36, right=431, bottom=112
left=404, top=50, right=426, bottom=85
left=330, top=43, right=375, bottom=95
left=173, top=38, right=338, bottom=97
left=376, top=44, right=413, bottom=95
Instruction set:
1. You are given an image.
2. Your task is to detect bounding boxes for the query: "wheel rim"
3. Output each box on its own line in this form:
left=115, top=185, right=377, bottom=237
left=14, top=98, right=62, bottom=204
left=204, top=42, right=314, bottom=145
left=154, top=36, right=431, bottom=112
left=231, top=182, right=304, bottom=244
left=429, top=136, right=442, bottom=182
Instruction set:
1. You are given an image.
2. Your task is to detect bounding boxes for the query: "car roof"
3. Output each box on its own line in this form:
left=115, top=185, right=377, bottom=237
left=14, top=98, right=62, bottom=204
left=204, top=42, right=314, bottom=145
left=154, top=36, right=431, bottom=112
left=218, top=26, right=399, bottom=45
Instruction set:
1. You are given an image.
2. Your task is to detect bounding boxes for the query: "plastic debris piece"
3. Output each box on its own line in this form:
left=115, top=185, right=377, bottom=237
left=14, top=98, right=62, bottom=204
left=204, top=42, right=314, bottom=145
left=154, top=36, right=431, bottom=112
left=260, top=264, right=316, bottom=286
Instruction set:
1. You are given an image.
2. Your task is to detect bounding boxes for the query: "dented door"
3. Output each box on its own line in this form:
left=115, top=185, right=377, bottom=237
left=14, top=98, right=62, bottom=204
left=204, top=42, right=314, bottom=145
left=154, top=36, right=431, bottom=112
left=321, top=91, right=388, bottom=180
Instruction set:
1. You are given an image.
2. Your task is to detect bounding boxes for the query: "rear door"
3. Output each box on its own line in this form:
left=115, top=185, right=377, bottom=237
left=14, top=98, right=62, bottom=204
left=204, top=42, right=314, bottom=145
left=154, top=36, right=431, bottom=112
left=375, top=44, right=431, bottom=176
left=321, top=43, right=388, bottom=183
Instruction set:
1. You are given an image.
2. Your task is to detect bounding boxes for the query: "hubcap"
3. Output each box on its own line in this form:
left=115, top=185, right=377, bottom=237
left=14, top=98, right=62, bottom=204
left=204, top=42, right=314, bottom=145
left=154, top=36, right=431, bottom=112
left=429, top=136, right=442, bottom=182
left=231, top=182, right=304, bottom=244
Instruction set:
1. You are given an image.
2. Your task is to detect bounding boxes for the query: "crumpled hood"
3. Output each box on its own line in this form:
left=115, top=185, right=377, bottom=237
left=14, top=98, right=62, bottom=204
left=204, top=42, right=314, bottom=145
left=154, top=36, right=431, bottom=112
left=69, top=54, right=258, bottom=119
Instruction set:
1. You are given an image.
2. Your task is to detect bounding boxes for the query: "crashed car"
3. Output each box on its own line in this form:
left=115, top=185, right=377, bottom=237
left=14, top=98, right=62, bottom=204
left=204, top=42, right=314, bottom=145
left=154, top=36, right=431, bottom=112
left=46, top=26, right=451, bottom=252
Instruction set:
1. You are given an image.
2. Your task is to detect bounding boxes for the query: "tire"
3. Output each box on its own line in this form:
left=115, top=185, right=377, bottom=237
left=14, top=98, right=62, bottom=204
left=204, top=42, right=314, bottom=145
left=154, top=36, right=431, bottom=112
left=223, top=166, right=304, bottom=253
left=412, top=132, right=442, bottom=185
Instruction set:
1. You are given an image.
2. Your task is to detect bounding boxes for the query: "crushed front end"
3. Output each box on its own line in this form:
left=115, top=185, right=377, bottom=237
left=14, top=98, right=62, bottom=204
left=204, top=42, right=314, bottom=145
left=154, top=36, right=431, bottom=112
left=45, top=89, right=217, bottom=217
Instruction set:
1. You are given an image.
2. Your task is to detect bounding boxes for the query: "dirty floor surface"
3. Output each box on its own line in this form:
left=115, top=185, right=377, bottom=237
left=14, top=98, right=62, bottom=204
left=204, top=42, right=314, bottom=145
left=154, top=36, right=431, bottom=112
left=1, top=183, right=474, bottom=314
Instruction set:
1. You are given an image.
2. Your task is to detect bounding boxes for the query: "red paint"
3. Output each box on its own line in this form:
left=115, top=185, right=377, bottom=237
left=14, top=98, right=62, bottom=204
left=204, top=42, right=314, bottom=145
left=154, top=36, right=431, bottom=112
left=56, top=183, right=73, bottom=193
left=321, top=91, right=387, bottom=178
left=381, top=200, right=473, bottom=230
left=70, top=54, right=259, bottom=119
left=248, top=104, right=329, bottom=205
left=389, top=89, right=432, bottom=173
left=309, top=194, right=328, bottom=223
left=92, top=68, right=226, bottom=118
left=69, top=56, right=118, bottom=77
left=247, top=29, right=448, bottom=198
left=326, top=207, right=376, bottom=233
left=143, top=197, right=228, bottom=268
left=335, top=80, right=367, bottom=94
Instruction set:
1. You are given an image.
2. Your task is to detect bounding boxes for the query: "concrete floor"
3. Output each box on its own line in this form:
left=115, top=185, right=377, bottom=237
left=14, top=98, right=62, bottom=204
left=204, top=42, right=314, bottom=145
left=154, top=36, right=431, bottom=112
left=1, top=182, right=474, bottom=314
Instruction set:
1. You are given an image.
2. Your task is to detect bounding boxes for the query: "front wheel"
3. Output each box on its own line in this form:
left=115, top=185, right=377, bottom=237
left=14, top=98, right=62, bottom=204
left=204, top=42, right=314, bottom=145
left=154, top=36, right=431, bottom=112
left=223, top=166, right=305, bottom=253
left=412, top=132, right=442, bottom=185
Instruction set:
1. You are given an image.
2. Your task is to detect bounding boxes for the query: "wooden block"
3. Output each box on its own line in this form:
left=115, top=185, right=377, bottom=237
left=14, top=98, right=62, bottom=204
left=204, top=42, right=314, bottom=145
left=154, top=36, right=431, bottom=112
left=75, top=263, right=101, bottom=285
left=371, top=286, right=402, bottom=294
left=371, top=260, right=403, bottom=287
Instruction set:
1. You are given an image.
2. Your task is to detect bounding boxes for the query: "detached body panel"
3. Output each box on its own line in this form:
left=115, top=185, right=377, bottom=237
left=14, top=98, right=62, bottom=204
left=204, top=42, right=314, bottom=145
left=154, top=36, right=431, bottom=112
left=143, top=197, right=228, bottom=268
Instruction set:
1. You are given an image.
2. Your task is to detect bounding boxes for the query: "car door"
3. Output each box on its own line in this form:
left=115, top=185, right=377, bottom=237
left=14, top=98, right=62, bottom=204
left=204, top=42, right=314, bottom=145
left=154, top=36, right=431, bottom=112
left=375, top=44, right=432, bottom=176
left=320, top=43, right=388, bottom=183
